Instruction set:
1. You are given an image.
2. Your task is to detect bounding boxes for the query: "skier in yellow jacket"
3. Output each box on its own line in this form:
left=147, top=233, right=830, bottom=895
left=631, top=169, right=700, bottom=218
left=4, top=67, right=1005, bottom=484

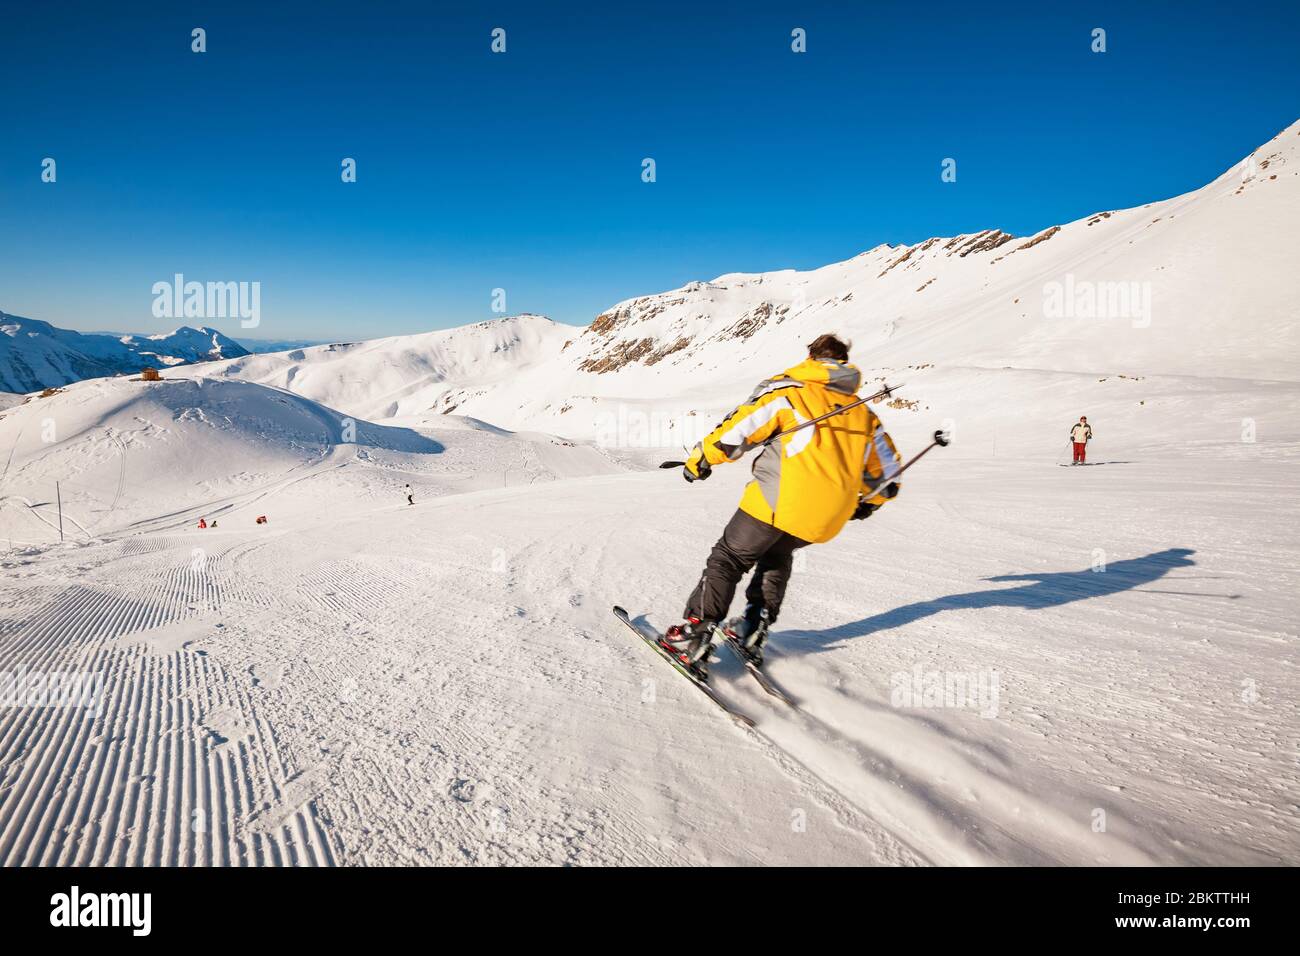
left=662, top=334, right=903, bottom=677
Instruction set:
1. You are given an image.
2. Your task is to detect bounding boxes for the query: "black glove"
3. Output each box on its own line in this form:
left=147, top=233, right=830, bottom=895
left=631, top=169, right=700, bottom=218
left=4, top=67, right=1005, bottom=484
left=683, top=455, right=712, bottom=483
left=854, top=481, right=899, bottom=516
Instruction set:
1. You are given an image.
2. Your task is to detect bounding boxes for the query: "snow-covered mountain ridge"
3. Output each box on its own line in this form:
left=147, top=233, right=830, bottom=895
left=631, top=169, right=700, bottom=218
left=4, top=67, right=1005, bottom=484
left=195, top=313, right=571, bottom=423
left=165, top=120, right=1300, bottom=457
left=11, top=121, right=1298, bottom=461
left=535, top=119, right=1298, bottom=395
left=0, top=313, right=250, bottom=393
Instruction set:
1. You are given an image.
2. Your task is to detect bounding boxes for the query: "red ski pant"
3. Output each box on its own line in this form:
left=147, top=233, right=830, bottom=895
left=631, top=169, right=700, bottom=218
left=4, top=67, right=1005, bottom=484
left=1072, top=441, right=1087, bottom=463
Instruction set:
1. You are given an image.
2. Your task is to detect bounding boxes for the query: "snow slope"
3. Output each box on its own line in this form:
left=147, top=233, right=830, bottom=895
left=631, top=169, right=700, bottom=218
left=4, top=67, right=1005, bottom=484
left=0, top=432, right=1294, bottom=865
left=0, top=313, right=250, bottom=394
left=0, top=318, right=1295, bottom=866
left=0, top=373, right=624, bottom=543
left=190, top=314, right=572, bottom=423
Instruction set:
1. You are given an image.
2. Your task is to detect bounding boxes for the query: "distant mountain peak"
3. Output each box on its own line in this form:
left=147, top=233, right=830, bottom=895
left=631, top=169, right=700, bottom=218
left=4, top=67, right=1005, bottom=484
left=0, top=316, right=251, bottom=393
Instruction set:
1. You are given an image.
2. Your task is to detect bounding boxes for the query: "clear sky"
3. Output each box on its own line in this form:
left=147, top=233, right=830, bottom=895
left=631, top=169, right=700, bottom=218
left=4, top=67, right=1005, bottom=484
left=2, top=0, right=1297, bottom=341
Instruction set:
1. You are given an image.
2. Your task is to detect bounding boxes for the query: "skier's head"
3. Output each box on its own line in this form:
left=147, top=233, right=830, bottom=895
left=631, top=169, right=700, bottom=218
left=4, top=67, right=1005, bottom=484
left=807, top=333, right=850, bottom=363
left=1080, top=415, right=1087, bottom=423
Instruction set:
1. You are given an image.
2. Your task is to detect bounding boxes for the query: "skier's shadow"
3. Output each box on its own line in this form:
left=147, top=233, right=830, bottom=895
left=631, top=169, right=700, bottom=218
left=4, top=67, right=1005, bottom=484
left=784, top=547, right=1208, bottom=653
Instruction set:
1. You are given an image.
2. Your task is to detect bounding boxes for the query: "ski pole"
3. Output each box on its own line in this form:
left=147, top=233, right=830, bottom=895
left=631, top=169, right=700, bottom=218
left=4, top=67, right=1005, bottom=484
left=864, top=428, right=950, bottom=495
left=659, top=382, right=902, bottom=468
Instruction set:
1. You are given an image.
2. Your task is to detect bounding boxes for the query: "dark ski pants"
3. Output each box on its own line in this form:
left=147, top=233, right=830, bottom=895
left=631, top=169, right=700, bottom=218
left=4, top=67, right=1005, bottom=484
left=684, top=509, right=811, bottom=624
left=1072, top=441, right=1087, bottom=463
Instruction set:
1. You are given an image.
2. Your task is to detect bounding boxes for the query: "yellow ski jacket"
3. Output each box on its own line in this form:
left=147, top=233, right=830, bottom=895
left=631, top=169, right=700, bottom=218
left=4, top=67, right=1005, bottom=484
left=686, top=359, right=903, bottom=543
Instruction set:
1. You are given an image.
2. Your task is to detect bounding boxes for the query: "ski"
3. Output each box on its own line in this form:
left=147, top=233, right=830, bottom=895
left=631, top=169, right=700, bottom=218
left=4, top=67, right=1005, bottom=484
left=612, top=606, right=755, bottom=728
left=724, top=636, right=799, bottom=709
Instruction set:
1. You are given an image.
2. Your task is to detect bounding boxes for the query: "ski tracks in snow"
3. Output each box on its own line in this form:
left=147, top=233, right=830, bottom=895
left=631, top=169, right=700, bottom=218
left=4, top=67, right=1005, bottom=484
left=0, top=534, right=345, bottom=865
left=2, top=460, right=1296, bottom=865
left=0, top=518, right=683, bottom=865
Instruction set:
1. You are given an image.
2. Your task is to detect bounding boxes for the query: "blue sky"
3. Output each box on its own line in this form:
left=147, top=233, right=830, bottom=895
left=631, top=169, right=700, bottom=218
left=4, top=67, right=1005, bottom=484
left=2, top=1, right=1297, bottom=341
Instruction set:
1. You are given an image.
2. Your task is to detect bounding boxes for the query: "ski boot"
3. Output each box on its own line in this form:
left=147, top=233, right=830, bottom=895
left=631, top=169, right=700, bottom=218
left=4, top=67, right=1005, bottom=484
left=661, top=617, right=721, bottom=681
left=726, top=604, right=771, bottom=668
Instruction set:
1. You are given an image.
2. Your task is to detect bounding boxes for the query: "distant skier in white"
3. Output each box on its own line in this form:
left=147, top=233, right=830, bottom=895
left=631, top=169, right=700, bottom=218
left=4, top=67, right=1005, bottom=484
left=405, top=483, right=414, bottom=506
left=1070, top=416, right=1093, bottom=465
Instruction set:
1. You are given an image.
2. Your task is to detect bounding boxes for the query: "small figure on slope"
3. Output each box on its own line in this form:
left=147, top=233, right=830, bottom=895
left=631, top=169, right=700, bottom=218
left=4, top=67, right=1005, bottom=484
left=197, top=517, right=207, bottom=529
left=1070, top=415, right=1093, bottom=465
left=405, top=483, right=414, bottom=506
left=663, top=334, right=903, bottom=679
